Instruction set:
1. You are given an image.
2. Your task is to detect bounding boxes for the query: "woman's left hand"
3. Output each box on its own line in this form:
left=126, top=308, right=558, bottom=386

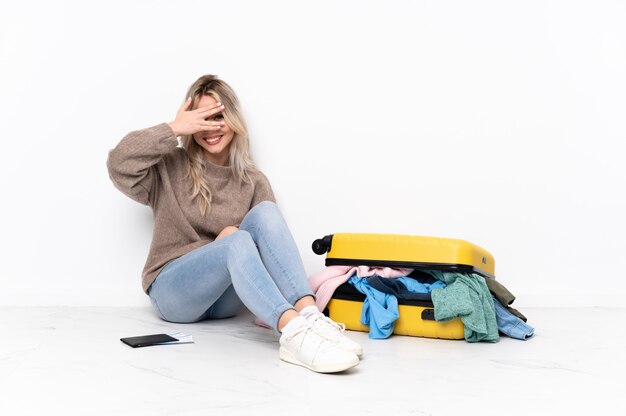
left=215, top=226, right=239, bottom=241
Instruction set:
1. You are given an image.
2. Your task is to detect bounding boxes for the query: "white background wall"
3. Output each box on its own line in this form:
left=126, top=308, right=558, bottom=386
left=1, top=0, right=624, bottom=308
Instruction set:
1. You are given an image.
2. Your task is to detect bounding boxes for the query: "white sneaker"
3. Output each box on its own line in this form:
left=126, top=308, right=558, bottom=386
left=279, top=324, right=359, bottom=373
left=304, top=311, right=364, bottom=358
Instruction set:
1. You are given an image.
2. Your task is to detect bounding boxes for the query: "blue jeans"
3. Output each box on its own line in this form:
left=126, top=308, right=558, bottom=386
left=148, top=201, right=314, bottom=332
left=493, top=297, right=535, bottom=340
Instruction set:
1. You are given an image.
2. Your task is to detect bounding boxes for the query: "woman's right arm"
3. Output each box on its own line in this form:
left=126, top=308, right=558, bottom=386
left=106, top=123, right=177, bottom=205
left=106, top=99, right=225, bottom=205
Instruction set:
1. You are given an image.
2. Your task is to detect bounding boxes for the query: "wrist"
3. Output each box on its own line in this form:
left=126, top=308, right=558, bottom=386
left=167, top=121, right=181, bottom=137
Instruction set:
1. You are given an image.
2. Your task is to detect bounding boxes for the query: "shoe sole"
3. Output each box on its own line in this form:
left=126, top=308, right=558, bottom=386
left=279, top=347, right=359, bottom=373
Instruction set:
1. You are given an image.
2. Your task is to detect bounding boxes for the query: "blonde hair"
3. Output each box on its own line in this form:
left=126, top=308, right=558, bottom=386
left=180, top=75, right=256, bottom=215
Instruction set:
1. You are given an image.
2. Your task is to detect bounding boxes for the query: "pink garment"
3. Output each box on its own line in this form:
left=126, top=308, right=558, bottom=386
left=253, top=265, right=413, bottom=330
left=309, top=265, right=414, bottom=311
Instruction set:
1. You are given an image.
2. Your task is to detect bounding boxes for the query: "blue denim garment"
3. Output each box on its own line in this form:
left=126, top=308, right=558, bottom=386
left=148, top=201, right=314, bottom=333
left=493, top=297, right=535, bottom=340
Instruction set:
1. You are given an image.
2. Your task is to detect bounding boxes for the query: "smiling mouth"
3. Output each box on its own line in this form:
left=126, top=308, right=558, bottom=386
left=204, top=135, right=223, bottom=145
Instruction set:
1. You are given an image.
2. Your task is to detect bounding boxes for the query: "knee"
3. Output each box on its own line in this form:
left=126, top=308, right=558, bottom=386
left=254, top=200, right=277, bottom=211
left=244, top=201, right=283, bottom=229
left=228, top=229, right=254, bottom=245
left=250, top=200, right=278, bottom=218
left=226, top=230, right=256, bottom=257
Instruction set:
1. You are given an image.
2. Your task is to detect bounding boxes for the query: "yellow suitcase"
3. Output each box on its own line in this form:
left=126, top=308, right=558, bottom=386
left=312, top=233, right=495, bottom=340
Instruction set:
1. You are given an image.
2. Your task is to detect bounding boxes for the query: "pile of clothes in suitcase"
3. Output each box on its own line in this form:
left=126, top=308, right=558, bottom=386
left=309, top=265, right=534, bottom=342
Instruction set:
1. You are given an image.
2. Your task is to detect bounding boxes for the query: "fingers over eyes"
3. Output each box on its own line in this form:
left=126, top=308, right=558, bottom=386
left=200, top=122, right=222, bottom=131
left=197, top=104, right=224, bottom=116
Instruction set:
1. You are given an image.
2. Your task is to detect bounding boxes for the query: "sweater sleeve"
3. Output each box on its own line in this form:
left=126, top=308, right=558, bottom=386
left=106, top=123, right=178, bottom=205
left=251, top=171, right=276, bottom=208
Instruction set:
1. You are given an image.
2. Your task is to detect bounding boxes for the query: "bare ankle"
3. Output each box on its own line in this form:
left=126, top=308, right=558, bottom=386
left=294, top=295, right=316, bottom=312
left=277, top=309, right=300, bottom=332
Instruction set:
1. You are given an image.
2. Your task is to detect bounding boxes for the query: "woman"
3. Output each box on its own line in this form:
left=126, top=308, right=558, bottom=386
left=107, top=74, right=362, bottom=373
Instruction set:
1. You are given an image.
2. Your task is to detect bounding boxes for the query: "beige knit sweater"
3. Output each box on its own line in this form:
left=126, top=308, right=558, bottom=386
left=107, top=123, right=275, bottom=293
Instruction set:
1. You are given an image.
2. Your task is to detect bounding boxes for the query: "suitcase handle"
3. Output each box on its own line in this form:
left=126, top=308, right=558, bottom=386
left=312, top=234, right=333, bottom=255
left=421, top=309, right=436, bottom=321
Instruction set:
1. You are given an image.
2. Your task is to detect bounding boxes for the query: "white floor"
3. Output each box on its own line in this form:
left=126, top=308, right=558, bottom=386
left=1, top=306, right=624, bottom=416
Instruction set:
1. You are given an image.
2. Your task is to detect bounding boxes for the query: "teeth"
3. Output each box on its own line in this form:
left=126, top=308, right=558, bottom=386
left=206, top=136, right=222, bottom=143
